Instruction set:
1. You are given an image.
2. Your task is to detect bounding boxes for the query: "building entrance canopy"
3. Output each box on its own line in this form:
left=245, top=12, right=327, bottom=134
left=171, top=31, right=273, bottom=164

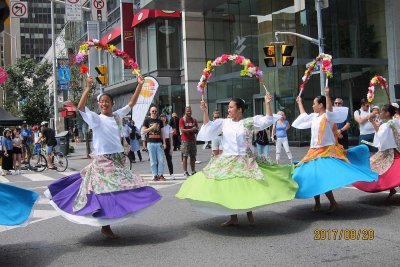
left=140, top=0, right=226, bottom=11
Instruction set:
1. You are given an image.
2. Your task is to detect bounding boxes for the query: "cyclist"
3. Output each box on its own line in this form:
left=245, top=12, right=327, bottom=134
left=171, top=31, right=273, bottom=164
left=36, top=121, right=57, bottom=170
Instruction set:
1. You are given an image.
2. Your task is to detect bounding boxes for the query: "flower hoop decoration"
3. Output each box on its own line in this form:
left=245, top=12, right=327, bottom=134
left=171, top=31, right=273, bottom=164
left=197, top=54, right=266, bottom=98
left=299, top=53, right=333, bottom=96
left=75, top=39, right=140, bottom=76
left=367, top=75, right=389, bottom=103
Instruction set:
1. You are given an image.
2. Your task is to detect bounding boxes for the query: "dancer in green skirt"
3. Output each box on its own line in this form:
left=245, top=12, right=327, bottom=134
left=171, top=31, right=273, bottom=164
left=176, top=93, right=298, bottom=226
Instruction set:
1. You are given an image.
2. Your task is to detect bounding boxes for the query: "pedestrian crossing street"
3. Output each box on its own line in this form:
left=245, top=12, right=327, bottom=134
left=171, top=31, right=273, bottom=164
left=0, top=172, right=184, bottom=233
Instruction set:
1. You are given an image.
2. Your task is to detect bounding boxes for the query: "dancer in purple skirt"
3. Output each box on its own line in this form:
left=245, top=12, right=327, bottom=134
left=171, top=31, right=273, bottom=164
left=45, top=76, right=161, bottom=239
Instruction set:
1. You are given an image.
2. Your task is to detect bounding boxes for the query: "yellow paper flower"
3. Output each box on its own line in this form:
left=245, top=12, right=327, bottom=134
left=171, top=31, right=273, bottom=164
left=108, top=44, right=117, bottom=53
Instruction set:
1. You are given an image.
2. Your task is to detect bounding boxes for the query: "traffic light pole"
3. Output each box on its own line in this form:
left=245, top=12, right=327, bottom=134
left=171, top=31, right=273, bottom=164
left=275, top=0, right=326, bottom=95
left=50, top=0, right=58, bottom=133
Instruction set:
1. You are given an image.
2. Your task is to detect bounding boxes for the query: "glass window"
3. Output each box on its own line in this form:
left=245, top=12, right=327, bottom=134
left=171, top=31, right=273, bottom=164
left=148, top=23, right=157, bottom=72
left=156, top=19, right=182, bottom=69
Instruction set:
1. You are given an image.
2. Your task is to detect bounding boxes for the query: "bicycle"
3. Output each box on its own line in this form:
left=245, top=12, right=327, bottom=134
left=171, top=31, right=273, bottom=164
left=28, top=143, right=68, bottom=172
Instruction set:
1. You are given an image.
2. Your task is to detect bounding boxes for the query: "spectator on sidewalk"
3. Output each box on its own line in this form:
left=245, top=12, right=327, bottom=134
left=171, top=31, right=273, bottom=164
left=271, top=111, right=293, bottom=163
left=73, top=124, right=80, bottom=144
left=1, top=129, right=13, bottom=176
left=170, top=112, right=181, bottom=151
left=334, top=98, right=351, bottom=149
left=143, top=107, right=166, bottom=181
left=12, top=128, right=23, bottom=175
left=211, top=110, right=223, bottom=156
left=21, top=124, right=32, bottom=163
left=37, top=121, right=57, bottom=169
left=128, top=120, right=142, bottom=162
left=160, top=114, right=175, bottom=179
left=121, top=118, right=131, bottom=146
left=179, top=106, right=198, bottom=178
left=354, top=98, right=377, bottom=152
left=254, top=128, right=270, bottom=160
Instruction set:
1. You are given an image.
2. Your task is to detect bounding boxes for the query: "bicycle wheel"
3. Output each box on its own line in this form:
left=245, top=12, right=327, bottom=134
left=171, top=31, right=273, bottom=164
left=28, top=153, right=47, bottom=172
left=53, top=152, right=68, bottom=172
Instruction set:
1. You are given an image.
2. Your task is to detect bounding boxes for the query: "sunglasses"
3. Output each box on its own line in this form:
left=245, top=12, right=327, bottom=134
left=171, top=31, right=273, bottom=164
left=151, top=110, right=157, bottom=113
left=334, top=102, right=342, bottom=105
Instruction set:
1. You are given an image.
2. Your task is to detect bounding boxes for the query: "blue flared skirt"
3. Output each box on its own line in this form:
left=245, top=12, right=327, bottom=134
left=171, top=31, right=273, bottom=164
left=0, top=183, right=39, bottom=226
left=293, top=145, right=378, bottom=199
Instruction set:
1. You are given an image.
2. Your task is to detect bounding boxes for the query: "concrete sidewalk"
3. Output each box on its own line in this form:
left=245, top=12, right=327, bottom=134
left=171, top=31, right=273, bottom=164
left=67, top=141, right=311, bottom=177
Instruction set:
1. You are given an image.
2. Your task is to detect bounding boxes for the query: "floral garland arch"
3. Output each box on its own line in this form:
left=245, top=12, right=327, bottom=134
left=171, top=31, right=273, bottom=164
left=75, top=39, right=140, bottom=76
left=299, top=53, right=333, bottom=96
left=197, top=54, right=266, bottom=98
left=367, top=75, right=389, bottom=103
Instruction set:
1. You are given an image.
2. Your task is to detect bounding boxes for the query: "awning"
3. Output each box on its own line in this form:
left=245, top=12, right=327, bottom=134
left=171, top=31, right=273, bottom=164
left=60, top=102, right=76, bottom=118
left=100, top=26, right=121, bottom=44
left=131, top=9, right=181, bottom=28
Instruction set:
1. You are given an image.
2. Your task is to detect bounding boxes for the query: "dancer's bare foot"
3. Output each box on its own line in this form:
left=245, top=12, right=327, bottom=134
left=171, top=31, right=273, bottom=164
left=312, top=204, right=321, bottom=212
left=327, top=203, right=338, bottom=214
left=101, top=226, right=120, bottom=239
left=246, top=211, right=254, bottom=225
left=221, top=215, right=238, bottom=227
left=387, top=189, right=397, bottom=199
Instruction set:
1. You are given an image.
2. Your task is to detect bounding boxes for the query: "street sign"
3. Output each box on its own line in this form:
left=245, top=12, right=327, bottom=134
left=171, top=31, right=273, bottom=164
left=65, top=0, right=82, bottom=22
left=10, top=1, right=27, bottom=18
left=306, top=61, right=321, bottom=75
left=91, top=0, right=107, bottom=22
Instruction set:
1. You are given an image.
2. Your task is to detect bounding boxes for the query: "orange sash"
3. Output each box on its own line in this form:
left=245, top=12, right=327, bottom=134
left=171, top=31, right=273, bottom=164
left=297, top=114, right=348, bottom=166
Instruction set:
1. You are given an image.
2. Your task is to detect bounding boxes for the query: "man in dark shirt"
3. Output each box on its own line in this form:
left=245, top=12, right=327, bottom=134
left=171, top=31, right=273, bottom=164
left=334, top=98, right=351, bottom=149
left=143, top=107, right=166, bottom=181
left=169, top=112, right=181, bottom=151
left=37, top=121, right=57, bottom=169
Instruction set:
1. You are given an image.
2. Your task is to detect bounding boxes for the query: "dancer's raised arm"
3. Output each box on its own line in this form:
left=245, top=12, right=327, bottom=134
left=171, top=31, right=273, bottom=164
left=78, top=76, right=94, bottom=112
left=128, top=75, right=145, bottom=108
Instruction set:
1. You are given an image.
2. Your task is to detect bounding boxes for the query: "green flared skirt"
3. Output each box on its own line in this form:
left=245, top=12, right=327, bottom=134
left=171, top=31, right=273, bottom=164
left=176, top=163, right=298, bottom=215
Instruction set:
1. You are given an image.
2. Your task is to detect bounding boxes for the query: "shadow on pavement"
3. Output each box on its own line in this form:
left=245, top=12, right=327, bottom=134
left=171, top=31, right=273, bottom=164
left=79, top=224, right=188, bottom=247
left=0, top=241, right=77, bottom=267
left=283, top=200, right=391, bottom=221
left=356, top=193, right=400, bottom=207
left=192, top=211, right=309, bottom=237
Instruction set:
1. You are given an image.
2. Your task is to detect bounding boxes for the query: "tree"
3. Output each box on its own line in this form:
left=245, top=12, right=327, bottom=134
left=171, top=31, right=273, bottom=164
left=3, top=58, right=52, bottom=125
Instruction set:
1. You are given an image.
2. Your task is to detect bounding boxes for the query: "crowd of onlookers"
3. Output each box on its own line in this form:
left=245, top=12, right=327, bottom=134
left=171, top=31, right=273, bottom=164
left=1, top=122, right=57, bottom=176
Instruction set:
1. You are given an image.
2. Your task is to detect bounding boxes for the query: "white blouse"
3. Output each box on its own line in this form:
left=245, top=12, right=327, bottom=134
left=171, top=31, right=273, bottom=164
left=292, top=107, right=348, bottom=148
left=80, top=105, right=131, bottom=155
left=197, top=115, right=275, bottom=156
left=163, top=124, right=173, bottom=139
left=373, top=121, right=399, bottom=151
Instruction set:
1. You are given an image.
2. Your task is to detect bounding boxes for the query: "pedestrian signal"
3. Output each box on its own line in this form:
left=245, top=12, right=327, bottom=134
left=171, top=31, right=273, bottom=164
left=281, top=45, right=294, bottom=66
left=95, top=65, right=108, bottom=85
left=263, top=45, right=276, bottom=67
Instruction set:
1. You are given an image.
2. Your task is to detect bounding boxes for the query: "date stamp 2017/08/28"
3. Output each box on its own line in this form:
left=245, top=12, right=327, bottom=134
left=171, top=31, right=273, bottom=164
left=313, top=229, right=374, bottom=240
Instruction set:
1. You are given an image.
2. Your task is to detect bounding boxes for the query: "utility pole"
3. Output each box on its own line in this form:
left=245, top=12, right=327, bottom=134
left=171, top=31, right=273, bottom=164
left=315, top=0, right=325, bottom=95
left=50, top=0, right=58, bottom=133
left=275, top=0, right=326, bottom=95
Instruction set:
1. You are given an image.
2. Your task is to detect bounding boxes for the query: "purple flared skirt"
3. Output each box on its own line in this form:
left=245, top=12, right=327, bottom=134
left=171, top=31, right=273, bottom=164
left=45, top=173, right=161, bottom=226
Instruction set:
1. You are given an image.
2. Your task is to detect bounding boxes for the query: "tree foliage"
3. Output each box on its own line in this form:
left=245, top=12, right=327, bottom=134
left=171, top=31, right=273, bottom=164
left=3, top=58, right=52, bottom=125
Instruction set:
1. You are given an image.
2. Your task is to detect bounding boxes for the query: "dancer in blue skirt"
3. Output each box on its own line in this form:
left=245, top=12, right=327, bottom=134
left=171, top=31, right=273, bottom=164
left=292, top=86, right=378, bottom=213
left=0, top=183, right=39, bottom=226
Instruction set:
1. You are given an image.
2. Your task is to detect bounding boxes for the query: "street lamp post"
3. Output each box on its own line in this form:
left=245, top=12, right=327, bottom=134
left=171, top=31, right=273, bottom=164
left=50, top=0, right=58, bottom=133
left=275, top=0, right=326, bottom=95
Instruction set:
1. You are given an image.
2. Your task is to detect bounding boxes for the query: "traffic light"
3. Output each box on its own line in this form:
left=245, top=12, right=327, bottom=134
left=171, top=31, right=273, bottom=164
left=281, top=44, right=294, bottom=66
left=95, top=65, right=108, bottom=85
left=0, top=0, right=10, bottom=33
left=263, top=45, right=276, bottom=67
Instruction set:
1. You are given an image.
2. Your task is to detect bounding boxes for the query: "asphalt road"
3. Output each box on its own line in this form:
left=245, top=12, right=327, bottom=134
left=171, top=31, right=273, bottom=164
left=1, top=143, right=400, bottom=266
